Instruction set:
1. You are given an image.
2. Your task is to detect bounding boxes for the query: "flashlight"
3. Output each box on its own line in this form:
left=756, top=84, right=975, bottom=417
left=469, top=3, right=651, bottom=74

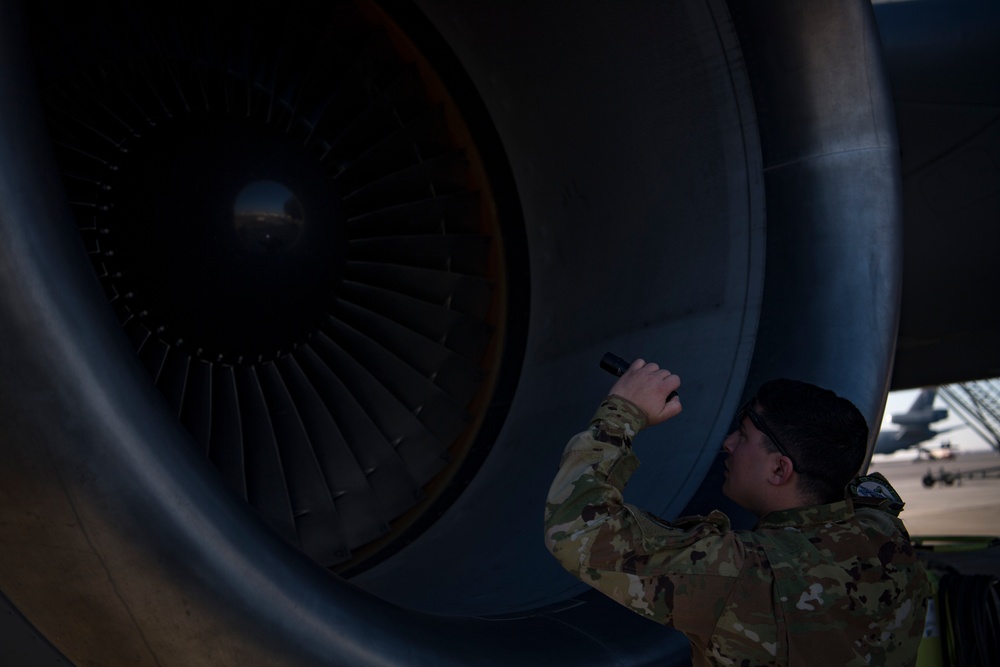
left=599, top=352, right=631, bottom=377
left=600, top=352, right=679, bottom=402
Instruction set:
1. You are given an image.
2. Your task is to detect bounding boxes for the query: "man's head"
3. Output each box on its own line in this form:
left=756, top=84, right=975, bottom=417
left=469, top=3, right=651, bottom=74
left=722, top=379, right=869, bottom=513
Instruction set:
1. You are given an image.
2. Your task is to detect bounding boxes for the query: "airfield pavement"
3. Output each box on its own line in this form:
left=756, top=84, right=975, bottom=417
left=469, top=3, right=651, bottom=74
left=868, top=450, right=1000, bottom=538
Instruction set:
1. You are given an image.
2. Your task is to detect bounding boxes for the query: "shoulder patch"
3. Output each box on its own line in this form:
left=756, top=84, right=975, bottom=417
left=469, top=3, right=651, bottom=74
left=848, top=472, right=904, bottom=515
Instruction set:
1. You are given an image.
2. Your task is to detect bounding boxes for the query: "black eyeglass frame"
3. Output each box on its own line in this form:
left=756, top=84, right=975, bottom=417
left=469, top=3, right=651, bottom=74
left=738, top=401, right=811, bottom=478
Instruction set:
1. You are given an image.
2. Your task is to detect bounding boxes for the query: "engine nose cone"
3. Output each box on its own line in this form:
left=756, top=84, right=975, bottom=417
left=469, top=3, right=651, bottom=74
left=234, top=181, right=306, bottom=255
left=113, top=118, right=346, bottom=362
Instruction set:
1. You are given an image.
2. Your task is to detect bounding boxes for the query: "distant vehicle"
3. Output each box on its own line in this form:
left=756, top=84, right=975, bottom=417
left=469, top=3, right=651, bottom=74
left=875, top=388, right=959, bottom=454
left=914, top=440, right=957, bottom=461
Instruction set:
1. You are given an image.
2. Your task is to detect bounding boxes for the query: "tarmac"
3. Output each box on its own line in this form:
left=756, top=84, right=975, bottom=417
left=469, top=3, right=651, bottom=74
left=869, top=449, right=1000, bottom=577
left=869, top=450, right=1000, bottom=538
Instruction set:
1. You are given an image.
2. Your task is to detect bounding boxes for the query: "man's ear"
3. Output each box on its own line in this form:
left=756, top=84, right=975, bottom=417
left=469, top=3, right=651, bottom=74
left=767, top=455, right=795, bottom=486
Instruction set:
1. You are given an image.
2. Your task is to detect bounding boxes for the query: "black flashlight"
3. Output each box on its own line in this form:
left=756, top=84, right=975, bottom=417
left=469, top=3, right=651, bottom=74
left=599, top=352, right=631, bottom=377
left=600, top=352, right=679, bottom=401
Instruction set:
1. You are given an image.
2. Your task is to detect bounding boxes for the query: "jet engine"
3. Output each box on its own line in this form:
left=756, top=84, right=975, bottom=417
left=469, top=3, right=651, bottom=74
left=0, top=0, right=903, bottom=664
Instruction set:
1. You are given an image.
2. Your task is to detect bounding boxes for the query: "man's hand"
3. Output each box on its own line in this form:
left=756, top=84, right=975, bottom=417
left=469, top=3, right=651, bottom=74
left=608, top=359, right=682, bottom=427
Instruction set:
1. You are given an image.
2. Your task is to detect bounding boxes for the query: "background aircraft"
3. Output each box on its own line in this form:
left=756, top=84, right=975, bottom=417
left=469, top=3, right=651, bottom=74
left=875, top=388, right=958, bottom=454
left=1, top=0, right=998, bottom=665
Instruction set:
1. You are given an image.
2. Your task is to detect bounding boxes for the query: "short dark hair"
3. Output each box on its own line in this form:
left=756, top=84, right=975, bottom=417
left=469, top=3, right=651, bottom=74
left=754, top=379, right=869, bottom=504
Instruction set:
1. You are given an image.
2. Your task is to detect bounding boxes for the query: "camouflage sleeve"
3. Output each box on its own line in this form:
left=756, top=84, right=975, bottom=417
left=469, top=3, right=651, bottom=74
left=544, top=396, right=743, bottom=635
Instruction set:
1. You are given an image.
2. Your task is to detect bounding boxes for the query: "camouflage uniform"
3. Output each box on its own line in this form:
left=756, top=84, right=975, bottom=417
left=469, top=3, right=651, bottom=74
left=544, top=396, right=930, bottom=666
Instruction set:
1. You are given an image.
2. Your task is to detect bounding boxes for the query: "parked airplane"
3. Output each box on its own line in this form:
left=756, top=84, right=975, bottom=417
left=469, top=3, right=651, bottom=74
left=875, top=389, right=959, bottom=455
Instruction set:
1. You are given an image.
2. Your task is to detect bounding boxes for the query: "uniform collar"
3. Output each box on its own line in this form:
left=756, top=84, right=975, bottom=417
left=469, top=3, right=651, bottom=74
left=754, top=471, right=907, bottom=529
left=755, top=499, right=853, bottom=529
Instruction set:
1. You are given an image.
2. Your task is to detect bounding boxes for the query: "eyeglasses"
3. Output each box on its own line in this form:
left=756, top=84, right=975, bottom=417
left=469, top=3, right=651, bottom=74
left=737, top=401, right=807, bottom=477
